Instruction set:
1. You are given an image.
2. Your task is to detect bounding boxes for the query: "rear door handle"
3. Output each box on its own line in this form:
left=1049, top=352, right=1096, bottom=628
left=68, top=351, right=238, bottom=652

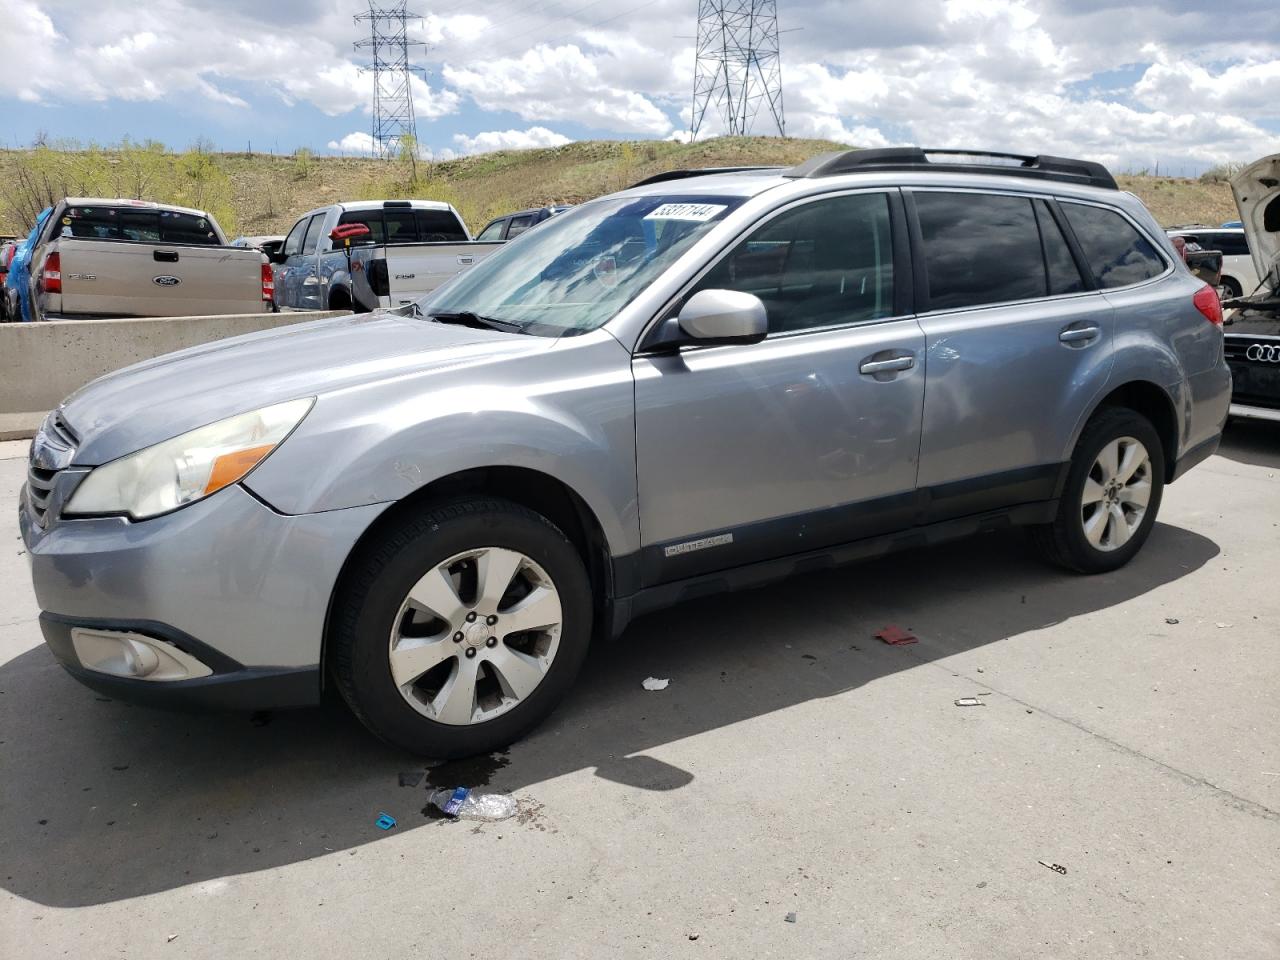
left=859, top=355, right=914, bottom=375
left=457, top=255, right=475, bottom=265
left=1059, top=324, right=1100, bottom=343
left=153, top=250, right=179, bottom=263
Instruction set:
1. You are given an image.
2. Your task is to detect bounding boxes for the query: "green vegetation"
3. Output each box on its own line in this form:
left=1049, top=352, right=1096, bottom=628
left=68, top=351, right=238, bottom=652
left=0, top=137, right=1240, bottom=239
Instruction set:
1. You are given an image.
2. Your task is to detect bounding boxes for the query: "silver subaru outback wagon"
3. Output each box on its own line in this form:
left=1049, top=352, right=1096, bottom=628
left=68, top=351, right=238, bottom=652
left=20, top=148, right=1230, bottom=757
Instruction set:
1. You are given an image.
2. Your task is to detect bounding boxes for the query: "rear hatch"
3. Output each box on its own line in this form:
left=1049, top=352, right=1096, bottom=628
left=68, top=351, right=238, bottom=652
left=1230, top=156, right=1280, bottom=295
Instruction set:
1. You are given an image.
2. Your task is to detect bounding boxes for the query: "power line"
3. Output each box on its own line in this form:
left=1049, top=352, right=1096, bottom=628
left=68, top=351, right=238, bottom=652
left=690, top=0, right=785, bottom=139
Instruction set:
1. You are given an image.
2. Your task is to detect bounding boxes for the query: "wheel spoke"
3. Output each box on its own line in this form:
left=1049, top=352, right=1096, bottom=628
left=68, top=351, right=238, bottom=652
left=1095, top=439, right=1119, bottom=483
left=431, top=657, right=480, bottom=724
left=407, top=565, right=466, bottom=624
left=477, top=548, right=524, bottom=609
left=389, top=639, right=455, bottom=689
left=1120, top=478, right=1151, bottom=509
left=500, top=585, right=562, bottom=636
left=488, top=646, right=548, bottom=701
left=1081, top=476, right=1106, bottom=505
left=1083, top=504, right=1108, bottom=547
left=1108, top=503, right=1131, bottom=547
left=1116, top=440, right=1146, bottom=484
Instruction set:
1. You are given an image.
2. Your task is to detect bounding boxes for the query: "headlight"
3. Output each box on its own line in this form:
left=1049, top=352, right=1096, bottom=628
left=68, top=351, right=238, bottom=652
left=65, top=398, right=313, bottom=520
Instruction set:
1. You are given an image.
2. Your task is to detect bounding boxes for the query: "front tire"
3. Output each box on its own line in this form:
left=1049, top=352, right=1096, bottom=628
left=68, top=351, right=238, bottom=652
left=330, top=498, right=593, bottom=757
left=1031, top=407, right=1165, bottom=574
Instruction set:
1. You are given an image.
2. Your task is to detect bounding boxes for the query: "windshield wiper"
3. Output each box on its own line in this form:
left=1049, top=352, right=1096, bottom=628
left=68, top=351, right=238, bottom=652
left=424, top=310, right=523, bottom=332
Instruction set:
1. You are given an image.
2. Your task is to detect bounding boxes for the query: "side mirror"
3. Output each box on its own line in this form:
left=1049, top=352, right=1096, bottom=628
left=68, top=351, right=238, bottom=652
left=330, top=223, right=372, bottom=248
left=676, top=289, right=768, bottom=345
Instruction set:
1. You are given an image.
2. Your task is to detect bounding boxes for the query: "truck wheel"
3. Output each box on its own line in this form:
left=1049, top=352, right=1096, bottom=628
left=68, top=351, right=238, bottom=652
left=1217, top=276, right=1242, bottom=300
left=329, top=498, right=593, bottom=757
left=1030, top=407, right=1165, bottom=574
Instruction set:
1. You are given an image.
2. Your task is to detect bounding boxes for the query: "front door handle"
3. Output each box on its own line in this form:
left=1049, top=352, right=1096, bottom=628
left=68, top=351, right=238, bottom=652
left=859, top=355, right=915, bottom=375
left=153, top=250, right=179, bottom=263
left=1059, top=324, right=1100, bottom=343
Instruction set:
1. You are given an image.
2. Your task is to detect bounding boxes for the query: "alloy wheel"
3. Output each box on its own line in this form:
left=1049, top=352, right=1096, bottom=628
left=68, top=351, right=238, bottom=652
left=1080, top=436, right=1152, bottom=552
left=388, top=547, right=563, bottom=724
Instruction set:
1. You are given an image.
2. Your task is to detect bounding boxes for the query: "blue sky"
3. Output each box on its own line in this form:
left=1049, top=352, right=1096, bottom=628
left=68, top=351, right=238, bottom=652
left=2, top=0, right=1277, bottom=172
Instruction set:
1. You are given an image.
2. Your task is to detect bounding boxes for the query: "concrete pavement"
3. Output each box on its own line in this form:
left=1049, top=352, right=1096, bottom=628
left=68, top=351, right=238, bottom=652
left=1, top=426, right=1277, bottom=958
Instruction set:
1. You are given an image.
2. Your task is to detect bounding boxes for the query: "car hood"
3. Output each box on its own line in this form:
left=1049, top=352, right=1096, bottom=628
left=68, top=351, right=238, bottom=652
left=1231, top=155, right=1280, bottom=293
left=60, top=311, right=550, bottom=464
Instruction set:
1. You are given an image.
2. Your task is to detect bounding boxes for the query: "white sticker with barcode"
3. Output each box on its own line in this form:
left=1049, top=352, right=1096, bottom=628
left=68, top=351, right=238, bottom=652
left=644, top=203, right=728, bottom=222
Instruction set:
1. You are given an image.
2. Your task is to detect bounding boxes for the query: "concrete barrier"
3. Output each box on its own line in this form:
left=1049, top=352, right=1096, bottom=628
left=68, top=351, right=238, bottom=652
left=0, top=310, right=350, bottom=439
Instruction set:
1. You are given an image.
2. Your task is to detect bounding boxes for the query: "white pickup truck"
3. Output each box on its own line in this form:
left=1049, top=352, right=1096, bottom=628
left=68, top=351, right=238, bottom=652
left=27, top=198, right=272, bottom=320
left=270, top=200, right=501, bottom=311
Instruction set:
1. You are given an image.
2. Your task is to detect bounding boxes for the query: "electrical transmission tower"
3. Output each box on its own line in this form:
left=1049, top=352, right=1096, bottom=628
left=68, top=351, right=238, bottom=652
left=354, top=2, right=427, bottom=158
left=690, top=0, right=785, bottom=140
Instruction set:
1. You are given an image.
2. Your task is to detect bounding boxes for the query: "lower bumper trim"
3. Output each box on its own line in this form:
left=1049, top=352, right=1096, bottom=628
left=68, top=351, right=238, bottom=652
left=40, top=613, right=321, bottom=712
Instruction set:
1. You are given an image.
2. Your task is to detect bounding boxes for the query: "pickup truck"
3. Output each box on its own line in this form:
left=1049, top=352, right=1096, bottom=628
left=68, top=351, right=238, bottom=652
left=26, top=198, right=272, bottom=321
left=270, top=200, right=501, bottom=312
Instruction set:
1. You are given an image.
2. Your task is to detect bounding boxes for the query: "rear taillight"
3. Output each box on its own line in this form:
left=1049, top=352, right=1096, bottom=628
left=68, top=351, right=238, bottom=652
left=1193, top=284, right=1223, bottom=325
left=261, top=261, right=275, bottom=303
left=39, top=252, right=61, bottom=295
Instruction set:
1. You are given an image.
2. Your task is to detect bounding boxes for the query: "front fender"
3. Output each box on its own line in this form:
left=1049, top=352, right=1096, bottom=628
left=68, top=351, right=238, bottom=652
left=243, top=332, right=640, bottom=557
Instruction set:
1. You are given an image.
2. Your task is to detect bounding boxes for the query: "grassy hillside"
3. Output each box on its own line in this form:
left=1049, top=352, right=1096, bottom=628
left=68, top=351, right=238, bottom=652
left=0, top=137, right=1238, bottom=239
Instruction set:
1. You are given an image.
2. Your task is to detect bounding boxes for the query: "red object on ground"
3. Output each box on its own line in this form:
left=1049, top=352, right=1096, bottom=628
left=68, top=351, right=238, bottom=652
left=875, top=625, right=918, bottom=645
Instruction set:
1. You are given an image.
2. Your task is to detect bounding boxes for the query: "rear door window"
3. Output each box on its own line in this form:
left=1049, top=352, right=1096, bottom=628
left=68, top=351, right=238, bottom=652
left=1060, top=202, right=1166, bottom=288
left=1201, top=232, right=1250, bottom=257
left=302, top=215, right=326, bottom=254
left=477, top=219, right=505, bottom=241
left=914, top=192, right=1046, bottom=310
left=1035, top=201, right=1086, bottom=295
left=417, top=209, right=468, bottom=241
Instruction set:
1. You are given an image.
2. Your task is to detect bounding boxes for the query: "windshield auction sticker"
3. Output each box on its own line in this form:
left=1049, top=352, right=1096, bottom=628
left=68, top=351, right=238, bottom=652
left=644, top=203, right=728, bottom=222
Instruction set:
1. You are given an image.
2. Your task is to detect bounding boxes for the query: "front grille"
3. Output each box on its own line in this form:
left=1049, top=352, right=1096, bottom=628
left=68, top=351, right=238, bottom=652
left=1225, top=336, right=1280, bottom=365
left=25, top=412, right=79, bottom=527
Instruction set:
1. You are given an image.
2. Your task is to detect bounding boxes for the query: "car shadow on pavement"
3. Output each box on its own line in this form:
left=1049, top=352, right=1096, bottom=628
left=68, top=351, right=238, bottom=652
left=1218, top=418, right=1280, bottom=469
left=0, top=522, right=1217, bottom=907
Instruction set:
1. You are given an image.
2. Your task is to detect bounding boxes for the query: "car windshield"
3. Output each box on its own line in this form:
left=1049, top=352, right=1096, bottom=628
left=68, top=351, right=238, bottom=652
left=416, top=194, right=745, bottom=335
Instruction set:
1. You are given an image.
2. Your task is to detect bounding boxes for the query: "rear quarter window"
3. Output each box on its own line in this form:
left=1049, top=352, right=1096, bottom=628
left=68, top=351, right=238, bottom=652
left=1061, top=203, right=1166, bottom=289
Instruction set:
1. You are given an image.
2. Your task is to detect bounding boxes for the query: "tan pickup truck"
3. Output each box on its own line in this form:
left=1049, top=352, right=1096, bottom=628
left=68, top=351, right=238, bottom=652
left=27, top=198, right=272, bottom=320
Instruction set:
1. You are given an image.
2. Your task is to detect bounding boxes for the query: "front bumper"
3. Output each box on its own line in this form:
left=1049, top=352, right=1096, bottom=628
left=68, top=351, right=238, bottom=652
left=21, top=482, right=388, bottom=710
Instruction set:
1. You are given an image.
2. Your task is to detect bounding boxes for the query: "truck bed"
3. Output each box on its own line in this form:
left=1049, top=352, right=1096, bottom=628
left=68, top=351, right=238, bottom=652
left=371, top=241, right=503, bottom=308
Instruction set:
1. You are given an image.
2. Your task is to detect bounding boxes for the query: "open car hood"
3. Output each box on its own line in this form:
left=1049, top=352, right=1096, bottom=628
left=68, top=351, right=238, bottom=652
left=1231, top=155, right=1280, bottom=294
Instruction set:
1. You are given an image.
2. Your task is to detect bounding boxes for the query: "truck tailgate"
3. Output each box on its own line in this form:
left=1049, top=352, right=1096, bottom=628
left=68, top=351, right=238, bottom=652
left=56, top=240, right=266, bottom=317
left=377, top=242, right=502, bottom=307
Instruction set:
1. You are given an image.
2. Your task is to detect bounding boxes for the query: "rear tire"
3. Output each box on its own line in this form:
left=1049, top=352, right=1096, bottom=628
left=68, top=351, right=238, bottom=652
left=1217, top=276, right=1242, bottom=300
left=329, top=498, right=593, bottom=757
left=1030, top=407, right=1165, bottom=574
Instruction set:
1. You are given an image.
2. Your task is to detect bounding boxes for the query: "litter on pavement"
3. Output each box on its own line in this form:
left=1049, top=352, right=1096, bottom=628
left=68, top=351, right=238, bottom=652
left=1037, top=860, right=1068, bottom=875
left=642, top=677, right=670, bottom=691
left=375, top=812, right=397, bottom=830
left=784, top=912, right=798, bottom=923
left=1165, top=618, right=1180, bottom=624
left=427, top=787, right=518, bottom=822
left=876, top=624, right=917, bottom=645
left=954, top=697, right=985, bottom=707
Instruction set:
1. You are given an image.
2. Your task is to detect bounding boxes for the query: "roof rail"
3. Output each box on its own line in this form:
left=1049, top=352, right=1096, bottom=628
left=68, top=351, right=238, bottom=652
left=629, top=166, right=784, bottom=188
left=784, top=147, right=1118, bottom=190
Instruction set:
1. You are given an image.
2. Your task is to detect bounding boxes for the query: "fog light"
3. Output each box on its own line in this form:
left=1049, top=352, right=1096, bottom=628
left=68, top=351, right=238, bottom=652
left=70, top=628, right=213, bottom=681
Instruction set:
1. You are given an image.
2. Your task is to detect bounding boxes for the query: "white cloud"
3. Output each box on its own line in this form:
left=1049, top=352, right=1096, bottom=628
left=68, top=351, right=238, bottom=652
left=452, top=127, right=571, bottom=154
left=442, top=44, right=675, bottom=136
left=327, top=132, right=378, bottom=155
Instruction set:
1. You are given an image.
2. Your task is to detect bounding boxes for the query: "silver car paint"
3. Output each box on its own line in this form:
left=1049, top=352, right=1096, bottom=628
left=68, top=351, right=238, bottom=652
left=21, top=164, right=1230, bottom=677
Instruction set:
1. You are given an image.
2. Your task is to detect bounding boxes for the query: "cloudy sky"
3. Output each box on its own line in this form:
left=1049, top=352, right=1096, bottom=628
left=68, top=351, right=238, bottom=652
left=2, top=0, right=1277, bottom=172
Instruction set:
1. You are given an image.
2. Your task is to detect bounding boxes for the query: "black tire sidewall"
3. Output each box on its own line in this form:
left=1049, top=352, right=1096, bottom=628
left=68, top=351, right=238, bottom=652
left=340, top=502, right=593, bottom=757
left=1058, top=410, right=1165, bottom=573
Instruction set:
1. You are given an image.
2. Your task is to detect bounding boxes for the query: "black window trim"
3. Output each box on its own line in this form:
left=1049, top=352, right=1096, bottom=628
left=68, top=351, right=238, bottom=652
left=283, top=214, right=314, bottom=258
left=903, top=186, right=1130, bottom=315
left=1054, top=197, right=1174, bottom=293
left=635, top=186, right=915, bottom=355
